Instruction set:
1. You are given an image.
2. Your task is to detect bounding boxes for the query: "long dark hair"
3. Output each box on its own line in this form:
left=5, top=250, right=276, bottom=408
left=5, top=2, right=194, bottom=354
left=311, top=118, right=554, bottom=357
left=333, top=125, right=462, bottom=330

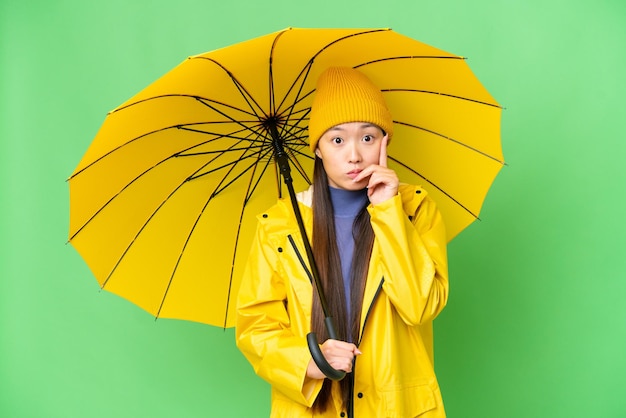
left=310, top=157, right=375, bottom=413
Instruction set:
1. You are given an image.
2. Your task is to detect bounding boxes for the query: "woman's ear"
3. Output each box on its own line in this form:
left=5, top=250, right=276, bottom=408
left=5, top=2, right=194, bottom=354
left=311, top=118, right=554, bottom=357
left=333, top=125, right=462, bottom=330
left=315, top=148, right=322, bottom=159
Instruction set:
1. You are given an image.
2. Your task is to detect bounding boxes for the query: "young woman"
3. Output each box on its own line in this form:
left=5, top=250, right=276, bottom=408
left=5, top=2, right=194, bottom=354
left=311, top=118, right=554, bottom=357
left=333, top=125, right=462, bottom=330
left=236, top=67, right=449, bottom=417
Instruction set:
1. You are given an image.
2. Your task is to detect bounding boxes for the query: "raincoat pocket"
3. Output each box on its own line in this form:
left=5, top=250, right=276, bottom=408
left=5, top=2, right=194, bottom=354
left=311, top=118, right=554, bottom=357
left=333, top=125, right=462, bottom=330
left=380, top=382, right=437, bottom=417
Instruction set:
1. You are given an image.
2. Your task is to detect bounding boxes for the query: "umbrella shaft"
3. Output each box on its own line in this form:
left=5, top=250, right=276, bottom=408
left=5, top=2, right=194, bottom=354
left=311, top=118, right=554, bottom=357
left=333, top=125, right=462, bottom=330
left=267, top=122, right=334, bottom=323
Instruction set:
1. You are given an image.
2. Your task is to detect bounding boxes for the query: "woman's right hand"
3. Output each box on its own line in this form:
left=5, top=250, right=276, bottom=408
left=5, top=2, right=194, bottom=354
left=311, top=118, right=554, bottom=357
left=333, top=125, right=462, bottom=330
left=306, top=339, right=362, bottom=379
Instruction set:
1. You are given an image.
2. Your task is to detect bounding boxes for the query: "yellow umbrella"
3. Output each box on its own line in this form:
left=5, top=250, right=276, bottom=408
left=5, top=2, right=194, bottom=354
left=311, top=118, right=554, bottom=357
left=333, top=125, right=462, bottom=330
left=68, top=28, right=504, bottom=330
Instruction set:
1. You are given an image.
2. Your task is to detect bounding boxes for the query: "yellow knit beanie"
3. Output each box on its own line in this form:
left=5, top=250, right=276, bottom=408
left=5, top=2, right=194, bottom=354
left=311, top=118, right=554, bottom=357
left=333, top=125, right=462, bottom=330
left=308, top=67, right=394, bottom=151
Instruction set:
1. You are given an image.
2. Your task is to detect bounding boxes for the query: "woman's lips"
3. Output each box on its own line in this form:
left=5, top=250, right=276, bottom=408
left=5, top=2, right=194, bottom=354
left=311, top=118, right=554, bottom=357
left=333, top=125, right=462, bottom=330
left=347, top=169, right=362, bottom=180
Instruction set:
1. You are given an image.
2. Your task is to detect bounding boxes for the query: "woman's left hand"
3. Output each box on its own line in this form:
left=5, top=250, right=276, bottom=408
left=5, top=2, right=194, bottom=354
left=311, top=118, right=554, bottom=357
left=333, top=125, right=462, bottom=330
left=353, top=135, right=398, bottom=205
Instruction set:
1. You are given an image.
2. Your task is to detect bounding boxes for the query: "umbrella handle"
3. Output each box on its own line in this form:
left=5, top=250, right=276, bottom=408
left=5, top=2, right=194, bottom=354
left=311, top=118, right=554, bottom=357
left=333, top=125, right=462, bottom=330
left=306, top=316, right=346, bottom=381
left=307, top=332, right=346, bottom=381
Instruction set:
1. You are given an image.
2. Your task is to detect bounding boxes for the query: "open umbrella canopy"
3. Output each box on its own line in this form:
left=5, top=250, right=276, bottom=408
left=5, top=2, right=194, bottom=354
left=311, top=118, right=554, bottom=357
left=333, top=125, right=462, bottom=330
left=68, top=27, right=504, bottom=328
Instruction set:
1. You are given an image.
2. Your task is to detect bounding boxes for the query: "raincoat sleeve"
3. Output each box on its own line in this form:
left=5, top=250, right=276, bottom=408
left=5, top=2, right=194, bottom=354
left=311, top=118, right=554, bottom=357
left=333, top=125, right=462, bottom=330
left=235, top=219, right=324, bottom=407
left=368, top=188, right=449, bottom=325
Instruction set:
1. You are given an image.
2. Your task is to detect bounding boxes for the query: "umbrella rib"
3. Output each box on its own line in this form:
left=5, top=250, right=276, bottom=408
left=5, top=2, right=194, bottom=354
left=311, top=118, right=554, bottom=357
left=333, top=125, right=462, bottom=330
left=266, top=35, right=314, bottom=130
left=184, top=149, right=263, bottom=181
left=308, top=28, right=390, bottom=63
left=268, top=30, right=288, bottom=119
left=221, top=151, right=275, bottom=328
left=275, top=83, right=315, bottom=119
left=192, top=57, right=268, bottom=121
left=178, top=144, right=265, bottom=158
left=194, top=97, right=268, bottom=139
left=384, top=88, right=502, bottom=109
left=110, top=93, right=260, bottom=117
left=354, top=55, right=465, bottom=67
left=286, top=146, right=313, bottom=185
left=395, top=120, right=505, bottom=165
left=388, top=155, right=480, bottom=220
left=69, top=125, right=262, bottom=241
left=98, top=166, right=208, bottom=289
left=193, top=144, right=274, bottom=194
left=242, top=149, right=276, bottom=204
left=271, top=50, right=314, bottom=120
left=268, top=31, right=317, bottom=150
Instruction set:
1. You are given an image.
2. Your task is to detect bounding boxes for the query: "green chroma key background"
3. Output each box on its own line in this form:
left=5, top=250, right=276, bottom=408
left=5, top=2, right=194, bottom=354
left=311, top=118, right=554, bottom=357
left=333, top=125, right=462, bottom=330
left=1, top=0, right=624, bottom=416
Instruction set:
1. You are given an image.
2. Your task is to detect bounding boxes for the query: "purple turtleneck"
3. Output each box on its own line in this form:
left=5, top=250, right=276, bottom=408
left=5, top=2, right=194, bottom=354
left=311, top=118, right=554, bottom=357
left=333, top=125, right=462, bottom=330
left=328, top=186, right=369, bottom=329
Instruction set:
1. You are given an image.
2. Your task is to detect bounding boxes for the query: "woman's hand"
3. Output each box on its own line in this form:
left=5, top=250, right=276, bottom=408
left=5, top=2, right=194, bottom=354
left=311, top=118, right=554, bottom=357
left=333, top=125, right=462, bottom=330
left=353, top=135, right=398, bottom=205
left=306, top=339, right=362, bottom=380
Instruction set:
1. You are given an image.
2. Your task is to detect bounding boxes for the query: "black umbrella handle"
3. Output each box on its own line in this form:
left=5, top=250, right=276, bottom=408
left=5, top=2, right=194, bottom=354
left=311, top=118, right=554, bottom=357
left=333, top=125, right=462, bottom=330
left=306, top=316, right=346, bottom=381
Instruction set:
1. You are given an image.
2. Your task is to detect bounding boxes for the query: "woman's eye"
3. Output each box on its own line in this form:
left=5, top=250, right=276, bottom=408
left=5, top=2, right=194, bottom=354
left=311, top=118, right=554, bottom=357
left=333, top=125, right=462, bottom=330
left=362, top=135, right=373, bottom=142
left=332, top=137, right=343, bottom=144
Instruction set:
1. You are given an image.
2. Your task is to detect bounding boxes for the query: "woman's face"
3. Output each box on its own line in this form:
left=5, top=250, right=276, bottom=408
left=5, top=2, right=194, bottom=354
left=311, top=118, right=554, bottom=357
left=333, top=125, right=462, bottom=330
left=315, top=122, right=385, bottom=190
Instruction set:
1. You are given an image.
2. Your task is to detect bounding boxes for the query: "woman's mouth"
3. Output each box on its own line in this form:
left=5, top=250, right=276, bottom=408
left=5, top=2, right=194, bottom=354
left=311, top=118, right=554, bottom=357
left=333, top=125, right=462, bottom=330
left=347, top=169, right=362, bottom=180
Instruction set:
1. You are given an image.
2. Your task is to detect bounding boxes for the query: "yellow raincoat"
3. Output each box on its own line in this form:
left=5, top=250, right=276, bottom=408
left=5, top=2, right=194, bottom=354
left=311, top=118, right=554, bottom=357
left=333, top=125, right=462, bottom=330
left=236, top=184, right=449, bottom=417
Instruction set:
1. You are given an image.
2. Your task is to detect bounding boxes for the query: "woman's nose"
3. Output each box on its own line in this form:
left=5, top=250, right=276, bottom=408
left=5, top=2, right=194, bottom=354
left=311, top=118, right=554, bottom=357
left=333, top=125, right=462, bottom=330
left=348, top=142, right=362, bottom=163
